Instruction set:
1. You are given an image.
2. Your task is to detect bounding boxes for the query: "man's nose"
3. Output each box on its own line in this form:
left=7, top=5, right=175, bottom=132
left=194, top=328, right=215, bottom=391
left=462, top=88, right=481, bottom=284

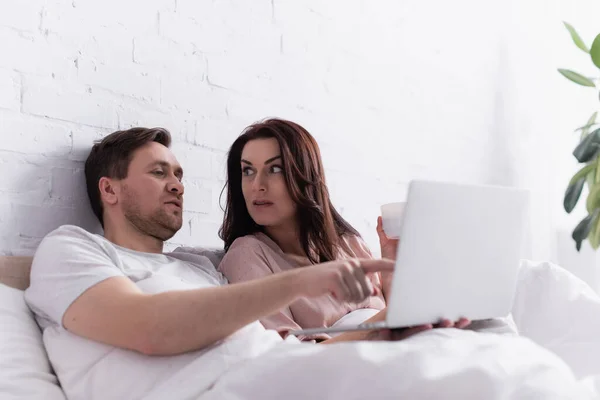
left=167, top=179, right=184, bottom=196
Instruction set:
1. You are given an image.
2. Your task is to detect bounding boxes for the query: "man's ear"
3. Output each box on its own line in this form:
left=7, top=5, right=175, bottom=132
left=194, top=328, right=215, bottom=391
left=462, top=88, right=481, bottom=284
left=99, top=177, right=119, bottom=206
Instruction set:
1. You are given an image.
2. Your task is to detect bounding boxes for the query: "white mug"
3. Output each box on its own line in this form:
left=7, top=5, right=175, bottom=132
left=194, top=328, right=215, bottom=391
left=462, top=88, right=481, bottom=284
left=380, top=202, right=406, bottom=239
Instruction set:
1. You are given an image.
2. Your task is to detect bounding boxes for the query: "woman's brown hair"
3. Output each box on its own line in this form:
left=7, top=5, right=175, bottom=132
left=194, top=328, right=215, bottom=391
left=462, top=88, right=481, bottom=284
left=219, top=118, right=359, bottom=264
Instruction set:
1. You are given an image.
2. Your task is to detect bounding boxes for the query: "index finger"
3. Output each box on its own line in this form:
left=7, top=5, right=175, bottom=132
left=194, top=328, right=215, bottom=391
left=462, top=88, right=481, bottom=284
left=358, top=258, right=395, bottom=273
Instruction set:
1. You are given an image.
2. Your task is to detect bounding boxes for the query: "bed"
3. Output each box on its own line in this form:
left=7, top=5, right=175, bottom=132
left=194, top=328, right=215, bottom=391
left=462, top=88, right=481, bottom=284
left=2, top=256, right=600, bottom=399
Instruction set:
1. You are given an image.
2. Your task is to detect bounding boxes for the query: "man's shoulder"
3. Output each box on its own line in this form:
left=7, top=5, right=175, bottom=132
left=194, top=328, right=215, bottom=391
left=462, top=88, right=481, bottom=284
left=33, top=225, right=112, bottom=267
left=46, top=224, right=98, bottom=240
left=37, top=224, right=102, bottom=250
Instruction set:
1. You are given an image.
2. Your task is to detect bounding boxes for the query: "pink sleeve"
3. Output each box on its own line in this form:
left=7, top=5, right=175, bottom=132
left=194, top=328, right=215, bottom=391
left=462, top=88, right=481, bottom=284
left=218, top=241, right=305, bottom=339
left=344, top=235, right=373, bottom=258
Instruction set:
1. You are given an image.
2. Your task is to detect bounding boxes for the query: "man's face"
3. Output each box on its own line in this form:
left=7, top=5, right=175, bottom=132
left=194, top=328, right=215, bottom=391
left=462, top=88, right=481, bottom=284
left=114, top=142, right=184, bottom=241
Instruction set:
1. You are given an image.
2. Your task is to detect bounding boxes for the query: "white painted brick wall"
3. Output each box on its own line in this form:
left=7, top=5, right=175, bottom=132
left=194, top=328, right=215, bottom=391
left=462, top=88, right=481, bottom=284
left=0, top=69, right=20, bottom=111
left=0, top=0, right=564, bottom=260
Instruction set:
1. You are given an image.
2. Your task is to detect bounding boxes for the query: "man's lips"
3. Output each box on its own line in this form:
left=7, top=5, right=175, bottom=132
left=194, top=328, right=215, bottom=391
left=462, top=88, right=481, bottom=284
left=165, top=199, right=183, bottom=209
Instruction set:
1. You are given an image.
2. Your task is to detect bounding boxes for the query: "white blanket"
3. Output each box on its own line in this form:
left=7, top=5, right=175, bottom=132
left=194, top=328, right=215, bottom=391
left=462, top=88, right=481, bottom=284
left=202, top=331, right=596, bottom=399
left=138, top=260, right=600, bottom=399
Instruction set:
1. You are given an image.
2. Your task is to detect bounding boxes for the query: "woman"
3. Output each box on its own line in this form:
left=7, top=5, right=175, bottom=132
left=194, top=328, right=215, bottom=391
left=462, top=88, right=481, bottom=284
left=218, top=118, right=464, bottom=342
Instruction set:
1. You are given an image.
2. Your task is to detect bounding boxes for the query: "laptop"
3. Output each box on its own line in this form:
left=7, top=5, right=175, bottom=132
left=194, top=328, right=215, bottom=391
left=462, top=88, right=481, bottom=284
left=288, top=179, right=530, bottom=337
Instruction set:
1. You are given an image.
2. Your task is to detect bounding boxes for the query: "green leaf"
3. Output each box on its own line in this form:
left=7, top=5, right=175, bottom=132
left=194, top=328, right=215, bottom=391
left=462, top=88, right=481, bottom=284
left=587, top=183, right=600, bottom=212
left=591, top=34, right=600, bottom=69
left=590, top=212, right=600, bottom=249
left=569, top=163, right=597, bottom=185
left=576, top=123, right=599, bottom=132
left=564, top=177, right=586, bottom=213
left=564, top=22, right=590, bottom=53
left=558, top=69, right=596, bottom=87
left=587, top=166, right=596, bottom=188
left=573, top=128, right=600, bottom=162
left=576, top=112, right=599, bottom=138
left=572, top=209, right=600, bottom=251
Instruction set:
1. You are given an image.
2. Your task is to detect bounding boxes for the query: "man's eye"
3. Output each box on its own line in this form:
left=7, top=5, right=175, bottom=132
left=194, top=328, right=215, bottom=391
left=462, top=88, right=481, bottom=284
left=153, top=170, right=165, bottom=176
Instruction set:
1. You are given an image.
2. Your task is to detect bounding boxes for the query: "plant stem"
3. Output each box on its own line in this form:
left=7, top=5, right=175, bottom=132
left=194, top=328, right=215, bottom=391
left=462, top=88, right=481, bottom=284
left=596, top=154, right=600, bottom=184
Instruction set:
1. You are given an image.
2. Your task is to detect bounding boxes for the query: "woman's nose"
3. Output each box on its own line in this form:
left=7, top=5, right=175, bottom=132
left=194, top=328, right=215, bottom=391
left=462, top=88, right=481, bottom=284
left=253, top=173, right=267, bottom=192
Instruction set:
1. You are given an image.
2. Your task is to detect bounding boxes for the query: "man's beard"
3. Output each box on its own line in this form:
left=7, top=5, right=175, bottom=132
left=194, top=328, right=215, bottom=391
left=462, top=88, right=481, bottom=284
left=121, top=190, right=183, bottom=241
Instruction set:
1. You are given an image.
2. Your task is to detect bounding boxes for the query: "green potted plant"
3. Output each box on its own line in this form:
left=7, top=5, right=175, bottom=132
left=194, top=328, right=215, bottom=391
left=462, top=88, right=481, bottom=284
left=560, top=22, right=600, bottom=251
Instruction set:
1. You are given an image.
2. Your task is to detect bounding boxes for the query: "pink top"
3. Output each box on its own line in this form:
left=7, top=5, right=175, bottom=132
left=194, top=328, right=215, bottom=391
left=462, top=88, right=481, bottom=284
left=218, top=232, right=386, bottom=341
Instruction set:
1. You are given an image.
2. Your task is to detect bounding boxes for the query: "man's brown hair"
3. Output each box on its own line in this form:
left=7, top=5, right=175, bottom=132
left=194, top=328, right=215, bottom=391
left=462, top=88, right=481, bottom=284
left=84, top=127, right=172, bottom=227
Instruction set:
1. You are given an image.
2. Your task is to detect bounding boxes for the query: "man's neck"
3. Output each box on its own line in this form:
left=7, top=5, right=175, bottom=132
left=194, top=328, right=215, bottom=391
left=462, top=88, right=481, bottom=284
left=103, top=221, right=164, bottom=254
left=265, top=222, right=304, bottom=257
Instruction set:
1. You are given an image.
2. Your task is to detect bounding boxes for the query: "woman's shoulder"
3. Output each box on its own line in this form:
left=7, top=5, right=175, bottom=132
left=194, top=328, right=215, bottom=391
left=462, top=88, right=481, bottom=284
left=218, top=234, right=282, bottom=276
left=219, top=235, right=266, bottom=272
left=225, top=233, right=277, bottom=260
left=229, top=234, right=265, bottom=250
left=340, top=234, right=372, bottom=258
left=341, top=233, right=365, bottom=246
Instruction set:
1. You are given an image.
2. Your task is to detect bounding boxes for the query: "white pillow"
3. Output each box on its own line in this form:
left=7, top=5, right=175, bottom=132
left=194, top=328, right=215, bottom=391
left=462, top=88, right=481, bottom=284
left=0, top=283, right=66, bottom=400
left=173, top=246, right=226, bottom=268
left=512, top=260, right=600, bottom=379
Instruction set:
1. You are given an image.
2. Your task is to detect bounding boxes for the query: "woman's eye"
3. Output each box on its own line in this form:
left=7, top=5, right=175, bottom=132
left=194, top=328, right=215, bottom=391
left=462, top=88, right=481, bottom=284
left=242, top=167, right=255, bottom=176
left=271, top=165, right=283, bottom=173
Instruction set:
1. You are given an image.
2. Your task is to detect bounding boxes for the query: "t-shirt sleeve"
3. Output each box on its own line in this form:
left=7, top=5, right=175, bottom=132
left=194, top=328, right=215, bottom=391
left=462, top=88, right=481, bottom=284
left=24, top=226, right=125, bottom=329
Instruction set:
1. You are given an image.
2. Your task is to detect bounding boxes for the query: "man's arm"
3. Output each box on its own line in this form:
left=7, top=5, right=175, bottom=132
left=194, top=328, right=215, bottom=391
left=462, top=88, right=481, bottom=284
left=63, top=258, right=394, bottom=356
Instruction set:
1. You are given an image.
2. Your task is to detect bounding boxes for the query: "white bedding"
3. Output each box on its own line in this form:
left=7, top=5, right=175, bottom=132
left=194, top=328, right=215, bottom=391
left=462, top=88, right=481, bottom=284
left=150, top=260, right=600, bottom=399
left=4, top=259, right=600, bottom=399
left=200, top=330, right=594, bottom=399
left=513, top=260, right=600, bottom=379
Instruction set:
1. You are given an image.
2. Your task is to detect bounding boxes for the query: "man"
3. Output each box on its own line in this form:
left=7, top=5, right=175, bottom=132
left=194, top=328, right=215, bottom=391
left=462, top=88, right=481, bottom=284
left=24, top=127, right=590, bottom=399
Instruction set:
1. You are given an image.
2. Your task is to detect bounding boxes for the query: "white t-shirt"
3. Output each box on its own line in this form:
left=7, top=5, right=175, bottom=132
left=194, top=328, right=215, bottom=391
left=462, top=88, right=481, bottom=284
left=24, top=225, right=285, bottom=400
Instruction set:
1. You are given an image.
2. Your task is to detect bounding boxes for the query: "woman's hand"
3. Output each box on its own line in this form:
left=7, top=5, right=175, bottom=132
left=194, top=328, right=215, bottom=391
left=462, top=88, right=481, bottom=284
left=376, top=216, right=398, bottom=300
left=365, top=318, right=471, bottom=341
left=298, top=258, right=395, bottom=303
left=376, top=216, right=400, bottom=260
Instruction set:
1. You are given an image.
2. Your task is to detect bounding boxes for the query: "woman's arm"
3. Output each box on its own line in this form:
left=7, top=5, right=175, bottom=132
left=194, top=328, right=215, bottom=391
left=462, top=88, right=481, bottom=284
left=320, top=309, right=390, bottom=343
left=320, top=309, right=431, bottom=343
left=344, top=234, right=390, bottom=302
left=375, top=216, right=400, bottom=301
left=322, top=310, right=471, bottom=344
left=380, top=271, right=393, bottom=301
left=218, top=241, right=325, bottom=341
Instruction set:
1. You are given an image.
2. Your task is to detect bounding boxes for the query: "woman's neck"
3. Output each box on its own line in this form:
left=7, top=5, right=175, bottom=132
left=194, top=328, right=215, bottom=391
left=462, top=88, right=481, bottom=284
left=264, top=222, right=305, bottom=257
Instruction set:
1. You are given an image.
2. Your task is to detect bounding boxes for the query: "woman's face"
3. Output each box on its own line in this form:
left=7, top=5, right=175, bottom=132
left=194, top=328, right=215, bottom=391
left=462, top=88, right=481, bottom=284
left=240, top=138, right=297, bottom=229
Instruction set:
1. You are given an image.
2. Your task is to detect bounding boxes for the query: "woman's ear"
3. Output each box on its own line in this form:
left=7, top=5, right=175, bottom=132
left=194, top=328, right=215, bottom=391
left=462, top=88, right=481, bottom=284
left=99, top=177, right=118, bottom=206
